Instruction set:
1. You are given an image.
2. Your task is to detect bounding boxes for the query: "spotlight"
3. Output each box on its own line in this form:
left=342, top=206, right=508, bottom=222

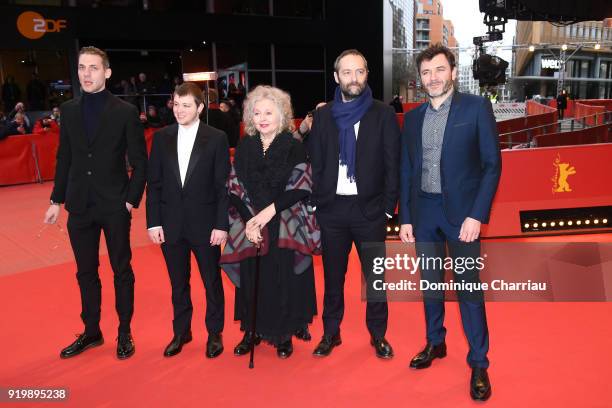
left=394, top=226, right=400, bottom=232
left=594, top=219, right=599, bottom=224
left=595, top=43, right=601, bottom=50
left=550, top=222, right=556, bottom=227
left=386, top=227, right=391, bottom=232
left=585, top=220, right=591, bottom=225
left=542, top=222, right=547, bottom=227
left=568, top=221, right=573, bottom=226
left=528, top=45, right=535, bottom=52
left=577, top=220, right=582, bottom=225
left=559, top=221, right=565, bottom=226
left=189, top=48, right=193, bottom=52
left=524, top=223, right=530, bottom=229
left=533, top=223, right=539, bottom=228
left=604, top=219, right=608, bottom=224
left=561, top=44, right=568, bottom=51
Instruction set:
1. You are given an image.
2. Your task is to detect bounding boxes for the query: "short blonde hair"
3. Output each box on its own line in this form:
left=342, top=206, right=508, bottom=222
left=242, top=85, right=295, bottom=136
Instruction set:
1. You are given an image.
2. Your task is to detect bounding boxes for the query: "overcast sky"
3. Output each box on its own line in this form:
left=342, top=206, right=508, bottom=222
left=441, top=0, right=517, bottom=66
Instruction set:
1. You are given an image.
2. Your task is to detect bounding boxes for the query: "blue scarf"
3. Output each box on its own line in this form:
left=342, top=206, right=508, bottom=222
left=331, top=85, right=373, bottom=181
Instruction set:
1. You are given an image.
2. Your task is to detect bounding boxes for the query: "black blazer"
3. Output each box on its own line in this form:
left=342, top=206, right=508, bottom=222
left=50, top=92, right=147, bottom=214
left=146, top=121, right=230, bottom=245
left=308, top=99, right=400, bottom=220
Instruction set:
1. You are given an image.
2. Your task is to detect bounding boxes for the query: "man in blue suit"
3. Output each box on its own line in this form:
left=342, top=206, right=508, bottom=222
left=399, top=44, right=501, bottom=401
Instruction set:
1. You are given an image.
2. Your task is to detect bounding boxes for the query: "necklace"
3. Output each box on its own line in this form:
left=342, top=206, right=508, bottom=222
left=260, top=134, right=276, bottom=153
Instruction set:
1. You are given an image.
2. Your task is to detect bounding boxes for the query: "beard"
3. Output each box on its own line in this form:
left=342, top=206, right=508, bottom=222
left=339, top=80, right=367, bottom=101
left=423, top=79, right=454, bottom=98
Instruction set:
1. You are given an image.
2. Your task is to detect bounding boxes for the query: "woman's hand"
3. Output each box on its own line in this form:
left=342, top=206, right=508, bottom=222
left=246, top=204, right=276, bottom=232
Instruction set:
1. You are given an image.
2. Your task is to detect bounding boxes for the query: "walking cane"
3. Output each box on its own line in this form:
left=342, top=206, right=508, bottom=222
left=249, top=244, right=261, bottom=369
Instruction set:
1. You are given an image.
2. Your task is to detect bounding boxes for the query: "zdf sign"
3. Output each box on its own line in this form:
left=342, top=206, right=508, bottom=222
left=17, top=11, right=67, bottom=40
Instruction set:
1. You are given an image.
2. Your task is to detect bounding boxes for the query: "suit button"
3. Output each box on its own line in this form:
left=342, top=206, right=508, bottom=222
left=86, top=171, right=92, bottom=176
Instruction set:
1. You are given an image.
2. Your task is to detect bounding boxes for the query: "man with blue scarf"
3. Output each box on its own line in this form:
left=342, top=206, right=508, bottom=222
left=309, top=49, right=400, bottom=359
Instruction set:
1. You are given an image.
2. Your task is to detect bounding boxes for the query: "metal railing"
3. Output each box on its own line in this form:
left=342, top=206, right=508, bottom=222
left=498, top=111, right=612, bottom=148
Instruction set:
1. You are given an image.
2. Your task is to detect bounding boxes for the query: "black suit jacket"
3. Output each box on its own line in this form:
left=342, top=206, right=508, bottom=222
left=146, top=121, right=230, bottom=245
left=308, top=99, right=400, bottom=220
left=50, top=92, right=147, bottom=214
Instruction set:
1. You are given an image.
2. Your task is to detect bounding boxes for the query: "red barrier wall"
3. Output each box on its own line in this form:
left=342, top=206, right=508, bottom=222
left=574, top=101, right=605, bottom=126
left=534, top=125, right=610, bottom=147
left=0, top=134, right=39, bottom=185
left=481, top=142, right=612, bottom=237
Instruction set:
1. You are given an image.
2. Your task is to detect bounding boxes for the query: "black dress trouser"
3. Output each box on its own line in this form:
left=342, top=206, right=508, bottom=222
left=67, top=206, right=134, bottom=335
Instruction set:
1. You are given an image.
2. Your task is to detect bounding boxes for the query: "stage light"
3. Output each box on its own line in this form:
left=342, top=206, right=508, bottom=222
left=524, top=223, right=530, bottom=229
left=585, top=220, right=591, bottom=225
left=576, top=220, right=582, bottom=225
left=559, top=221, right=565, bottom=226
left=568, top=221, right=573, bottom=226
left=595, top=43, right=601, bottom=50
left=394, top=226, right=400, bottom=232
left=594, top=219, right=599, bottom=224
left=542, top=222, right=547, bottom=227
left=604, top=219, right=608, bottom=224
left=550, top=222, right=556, bottom=227
left=562, top=44, right=568, bottom=51
left=189, top=48, right=193, bottom=52
left=386, top=227, right=391, bottom=232
left=533, top=223, right=539, bottom=228
left=528, top=45, right=535, bottom=52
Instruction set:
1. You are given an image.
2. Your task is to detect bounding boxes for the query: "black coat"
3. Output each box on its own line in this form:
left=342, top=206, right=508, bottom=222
left=50, top=92, right=147, bottom=214
left=308, top=99, right=400, bottom=219
left=146, top=121, right=230, bottom=245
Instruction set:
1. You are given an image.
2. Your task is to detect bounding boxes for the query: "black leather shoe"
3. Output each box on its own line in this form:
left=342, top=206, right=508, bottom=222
left=470, top=367, right=492, bottom=401
left=409, top=342, right=446, bottom=369
left=276, top=339, right=293, bottom=359
left=116, top=333, right=135, bottom=360
left=60, top=332, right=104, bottom=359
left=294, top=327, right=312, bottom=341
left=163, top=331, right=193, bottom=357
left=312, top=333, right=342, bottom=357
left=206, top=333, right=224, bottom=358
left=234, top=332, right=261, bottom=356
left=370, top=337, right=394, bottom=359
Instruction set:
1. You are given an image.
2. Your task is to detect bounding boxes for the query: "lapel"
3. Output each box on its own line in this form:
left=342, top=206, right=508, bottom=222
left=71, top=97, right=88, bottom=150
left=183, top=121, right=208, bottom=188
left=90, top=93, right=115, bottom=146
left=441, top=92, right=462, bottom=162
left=166, top=124, right=182, bottom=188
left=414, top=102, right=427, bottom=173
left=326, top=103, right=340, bottom=178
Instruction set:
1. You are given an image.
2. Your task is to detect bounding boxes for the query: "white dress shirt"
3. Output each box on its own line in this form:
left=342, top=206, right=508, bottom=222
left=177, top=121, right=200, bottom=186
left=336, top=122, right=360, bottom=195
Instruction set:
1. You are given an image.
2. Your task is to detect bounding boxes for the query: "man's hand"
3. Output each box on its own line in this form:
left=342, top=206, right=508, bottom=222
left=210, top=229, right=228, bottom=246
left=148, top=227, right=165, bottom=244
left=459, top=217, right=481, bottom=242
left=399, top=224, right=415, bottom=243
left=43, top=204, right=60, bottom=224
left=126, top=202, right=133, bottom=213
left=15, top=102, right=24, bottom=112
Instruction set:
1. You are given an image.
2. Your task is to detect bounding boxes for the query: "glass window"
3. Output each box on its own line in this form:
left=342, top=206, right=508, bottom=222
left=273, top=0, right=324, bottom=19
left=274, top=44, right=324, bottom=70
left=275, top=72, right=325, bottom=118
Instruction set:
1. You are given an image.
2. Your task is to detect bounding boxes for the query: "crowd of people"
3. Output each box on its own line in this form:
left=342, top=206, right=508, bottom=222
left=38, top=43, right=499, bottom=402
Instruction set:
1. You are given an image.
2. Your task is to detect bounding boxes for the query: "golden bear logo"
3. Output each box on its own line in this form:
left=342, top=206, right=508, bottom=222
left=552, top=154, right=576, bottom=193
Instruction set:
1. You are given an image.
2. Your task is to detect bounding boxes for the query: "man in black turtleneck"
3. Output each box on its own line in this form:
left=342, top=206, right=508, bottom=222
left=43, top=46, right=147, bottom=360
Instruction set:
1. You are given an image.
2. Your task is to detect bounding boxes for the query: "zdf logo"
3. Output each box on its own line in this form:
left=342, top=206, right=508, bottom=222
left=17, top=11, right=67, bottom=40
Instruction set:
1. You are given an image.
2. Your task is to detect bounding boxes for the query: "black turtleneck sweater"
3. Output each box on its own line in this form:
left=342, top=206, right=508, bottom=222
left=81, top=89, right=110, bottom=143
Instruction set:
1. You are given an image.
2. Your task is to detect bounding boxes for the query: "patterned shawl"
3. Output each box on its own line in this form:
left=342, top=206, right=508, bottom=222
left=220, top=162, right=321, bottom=287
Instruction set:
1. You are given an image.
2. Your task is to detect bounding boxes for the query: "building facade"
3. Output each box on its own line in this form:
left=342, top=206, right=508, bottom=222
left=513, top=19, right=612, bottom=100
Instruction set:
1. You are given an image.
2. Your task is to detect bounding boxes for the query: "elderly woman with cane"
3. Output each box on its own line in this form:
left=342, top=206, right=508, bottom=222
left=220, top=85, right=320, bottom=361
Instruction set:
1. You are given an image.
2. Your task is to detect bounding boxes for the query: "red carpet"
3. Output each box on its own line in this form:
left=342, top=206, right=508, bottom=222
left=1, top=182, right=612, bottom=407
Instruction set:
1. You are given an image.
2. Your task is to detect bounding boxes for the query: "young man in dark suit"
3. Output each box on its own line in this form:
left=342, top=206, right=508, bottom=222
left=309, top=49, right=400, bottom=359
left=43, top=47, right=147, bottom=360
left=399, top=44, right=501, bottom=401
left=146, top=82, right=230, bottom=359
